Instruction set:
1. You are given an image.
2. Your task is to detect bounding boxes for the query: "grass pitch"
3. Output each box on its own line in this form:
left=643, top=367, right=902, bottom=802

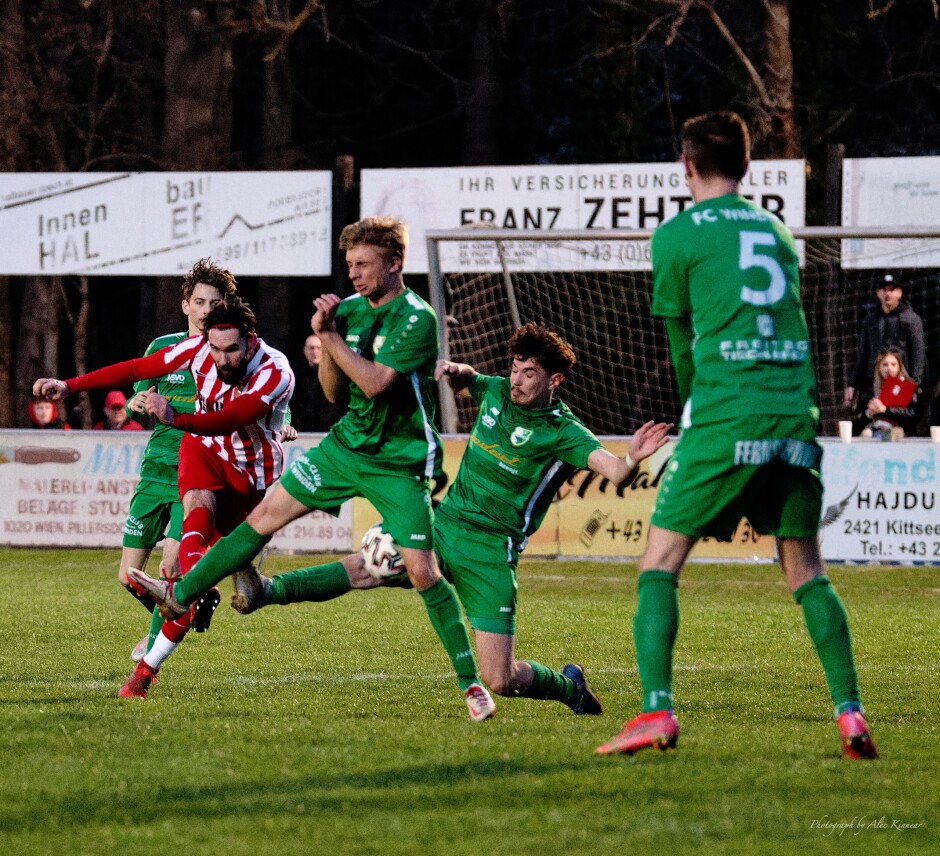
left=0, top=548, right=937, bottom=855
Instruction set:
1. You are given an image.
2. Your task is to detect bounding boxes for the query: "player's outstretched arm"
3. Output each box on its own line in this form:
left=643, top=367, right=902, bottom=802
left=586, top=420, right=672, bottom=487
left=434, top=359, right=478, bottom=395
left=628, top=420, right=673, bottom=463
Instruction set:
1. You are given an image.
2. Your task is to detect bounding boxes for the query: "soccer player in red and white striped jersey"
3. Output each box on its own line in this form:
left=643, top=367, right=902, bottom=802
left=34, top=296, right=294, bottom=698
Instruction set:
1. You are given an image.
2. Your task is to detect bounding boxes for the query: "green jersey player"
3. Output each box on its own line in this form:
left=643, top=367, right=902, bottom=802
left=221, top=323, right=670, bottom=717
left=431, top=324, right=669, bottom=710
left=120, top=263, right=235, bottom=657
left=130, top=217, right=496, bottom=722
left=596, top=111, right=877, bottom=760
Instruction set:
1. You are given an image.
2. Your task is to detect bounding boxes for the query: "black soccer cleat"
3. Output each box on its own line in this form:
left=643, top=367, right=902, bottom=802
left=191, top=587, right=221, bottom=633
left=561, top=663, right=603, bottom=715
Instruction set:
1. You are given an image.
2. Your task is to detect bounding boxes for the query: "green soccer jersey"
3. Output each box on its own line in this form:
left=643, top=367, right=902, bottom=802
left=439, top=374, right=603, bottom=543
left=134, top=332, right=197, bottom=485
left=651, top=193, right=818, bottom=428
left=330, top=288, right=443, bottom=477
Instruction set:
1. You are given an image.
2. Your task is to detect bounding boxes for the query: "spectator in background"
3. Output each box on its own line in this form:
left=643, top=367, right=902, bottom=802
left=94, top=390, right=144, bottom=431
left=292, top=333, right=347, bottom=432
left=28, top=395, right=71, bottom=430
left=853, top=349, right=921, bottom=438
left=844, top=274, right=925, bottom=424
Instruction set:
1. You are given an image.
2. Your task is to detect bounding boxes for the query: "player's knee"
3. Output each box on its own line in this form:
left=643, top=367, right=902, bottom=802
left=343, top=553, right=381, bottom=589
left=479, top=664, right=514, bottom=697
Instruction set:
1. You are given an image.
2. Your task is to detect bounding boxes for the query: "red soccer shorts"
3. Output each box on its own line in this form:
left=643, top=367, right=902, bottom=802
left=178, top=434, right=265, bottom=536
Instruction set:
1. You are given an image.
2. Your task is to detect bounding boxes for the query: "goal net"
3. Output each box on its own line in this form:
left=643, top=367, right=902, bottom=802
left=426, top=227, right=940, bottom=438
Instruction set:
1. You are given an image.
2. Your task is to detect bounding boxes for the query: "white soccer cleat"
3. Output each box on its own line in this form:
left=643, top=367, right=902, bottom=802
left=463, top=682, right=496, bottom=722
left=130, top=636, right=148, bottom=663
left=127, top=568, right=186, bottom=619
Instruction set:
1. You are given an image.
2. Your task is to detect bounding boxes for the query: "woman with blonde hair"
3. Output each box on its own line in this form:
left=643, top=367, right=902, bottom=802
left=854, top=348, right=920, bottom=437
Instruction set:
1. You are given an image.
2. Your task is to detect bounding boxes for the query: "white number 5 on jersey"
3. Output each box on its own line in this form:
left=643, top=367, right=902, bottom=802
left=739, top=231, right=786, bottom=307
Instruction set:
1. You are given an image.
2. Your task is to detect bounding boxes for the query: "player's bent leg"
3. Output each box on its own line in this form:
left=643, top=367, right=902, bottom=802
left=173, top=484, right=307, bottom=606
left=158, top=537, right=182, bottom=582
left=230, top=554, right=362, bottom=614
left=119, top=546, right=156, bottom=611
left=404, top=548, right=490, bottom=719
left=127, top=568, right=187, bottom=618
left=473, top=631, right=600, bottom=714
left=474, top=629, right=519, bottom=697
left=779, top=538, right=876, bottom=759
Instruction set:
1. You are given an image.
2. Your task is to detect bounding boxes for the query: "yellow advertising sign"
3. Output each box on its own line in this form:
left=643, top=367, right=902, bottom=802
left=353, top=437, right=773, bottom=561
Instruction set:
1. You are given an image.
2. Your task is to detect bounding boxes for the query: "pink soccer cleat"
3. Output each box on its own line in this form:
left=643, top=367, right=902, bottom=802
left=595, top=710, right=679, bottom=755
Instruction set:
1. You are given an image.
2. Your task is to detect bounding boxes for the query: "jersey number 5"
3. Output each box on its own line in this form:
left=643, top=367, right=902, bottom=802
left=739, top=231, right=786, bottom=307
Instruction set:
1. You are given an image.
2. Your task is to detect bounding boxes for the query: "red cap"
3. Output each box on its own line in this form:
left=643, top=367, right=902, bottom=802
left=104, top=390, right=127, bottom=408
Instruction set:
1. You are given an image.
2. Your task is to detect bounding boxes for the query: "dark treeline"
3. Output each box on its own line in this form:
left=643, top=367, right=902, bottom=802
left=1, top=0, right=938, bottom=427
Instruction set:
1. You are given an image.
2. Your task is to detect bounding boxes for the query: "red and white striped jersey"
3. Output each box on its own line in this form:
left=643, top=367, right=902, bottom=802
left=68, top=334, right=295, bottom=489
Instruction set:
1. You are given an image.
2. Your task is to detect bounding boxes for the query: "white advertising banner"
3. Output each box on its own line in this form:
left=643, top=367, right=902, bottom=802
left=0, top=172, right=333, bottom=276
left=4, top=431, right=936, bottom=564
left=361, top=161, right=806, bottom=273
left=841, top=157, right=940, bottom=268
left=819, top=439, right=939, bottom=563
left=0, top=430, right=350, bottom=551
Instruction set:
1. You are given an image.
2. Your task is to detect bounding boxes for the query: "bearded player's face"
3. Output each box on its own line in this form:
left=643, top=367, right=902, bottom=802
left=207, top=327, right=250, bottom=384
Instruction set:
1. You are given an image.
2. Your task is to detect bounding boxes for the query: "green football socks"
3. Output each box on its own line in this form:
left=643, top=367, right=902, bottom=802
left=517, top=660, right=576, bottom=703
left=268, top=561, right=351, bottom=604
left=173, top=521, right=271, bottom=604
left=634, top=570, right=679, bottom=712
left=793, top=576, right=862, bottom=710
left=146, top=607, right=164, bottom=653
left=419, top=578, right=479, bottom=692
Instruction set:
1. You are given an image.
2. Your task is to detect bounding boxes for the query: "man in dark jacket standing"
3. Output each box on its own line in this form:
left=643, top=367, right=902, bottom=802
left=843, top=274, right=925, bottom=411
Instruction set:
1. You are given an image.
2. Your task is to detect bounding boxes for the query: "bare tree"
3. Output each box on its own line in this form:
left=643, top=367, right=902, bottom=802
left=152, top=2, right=238, bottom=336
left=609, top=0, right=799, bottom=155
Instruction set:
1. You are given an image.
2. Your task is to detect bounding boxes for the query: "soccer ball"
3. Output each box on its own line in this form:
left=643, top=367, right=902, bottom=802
left=361, top=523, right=407, bottom=582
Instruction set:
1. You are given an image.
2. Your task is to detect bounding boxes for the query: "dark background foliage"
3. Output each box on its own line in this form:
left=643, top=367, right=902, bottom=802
left=1, top=0, right=938, bottom=426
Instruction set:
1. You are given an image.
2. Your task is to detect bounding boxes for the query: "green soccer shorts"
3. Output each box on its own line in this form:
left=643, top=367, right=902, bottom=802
left=434, top=508, right=520, bottom=635
left=278, top=433, right=435, bottom=549
left=652, top=414, right=824, bottom=541
left=122, top=478, right=184, bottom=549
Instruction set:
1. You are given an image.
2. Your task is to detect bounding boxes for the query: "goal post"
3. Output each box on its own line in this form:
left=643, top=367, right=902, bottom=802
left=426, top=226, right=940, bottom=437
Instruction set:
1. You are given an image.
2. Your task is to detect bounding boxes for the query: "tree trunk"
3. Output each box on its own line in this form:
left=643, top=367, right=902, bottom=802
left=0, top=278, right=12, bottom=427
left=758, top=0, right=799, bottom=157
left=257, top=0, right=294, bottom=350
left=460, top=0, right=504, bottom=165
left=70, top=277, right=93, bottom=428
left=13, top=279, right=61, bottom=428
left=163, top=2, right=235, bottom=169
left=158, top=1, right=236, bottom=334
